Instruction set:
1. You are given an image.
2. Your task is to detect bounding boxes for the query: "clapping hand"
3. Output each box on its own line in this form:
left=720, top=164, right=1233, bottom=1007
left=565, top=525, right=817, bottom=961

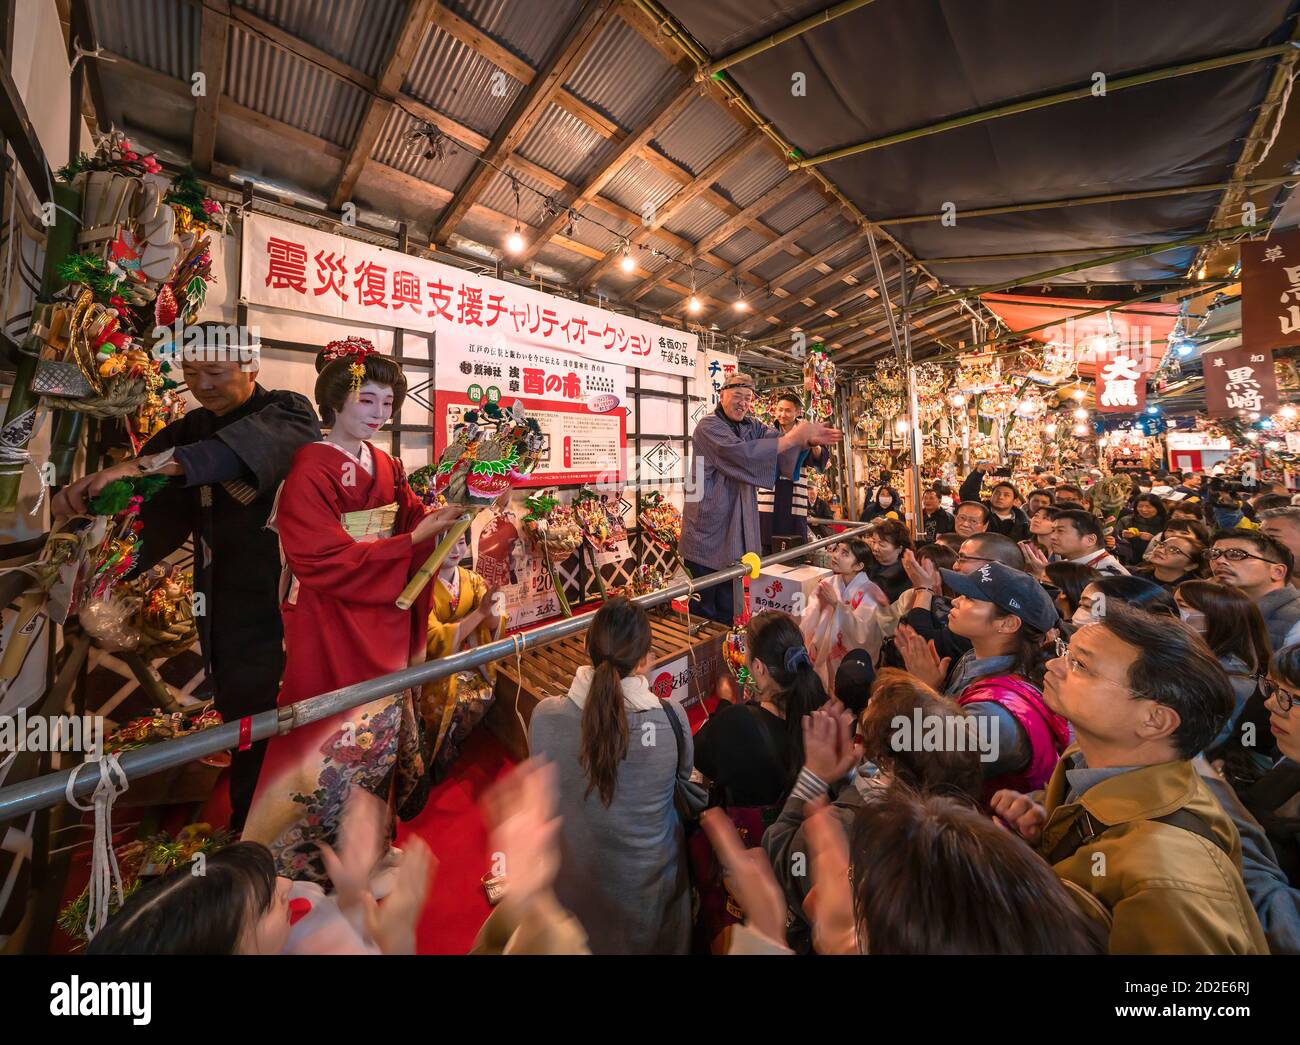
left=318, top=786, right=386, bottom=915
left=699, top=809, right=788, bottom=949
left=1018, top=540, right=1050, bottom=580
left=481, top=758, right=563, bottom=919
left=894, top=623, right=951, bottom=691
left=802, top=701, right=861, bottom=783
left=362, top=837, right=436, bottom=955
left=989, top=789, right=1048, bottom=845
left=902, top=549, right=940, bottom=592
left=802, top=797, right=857, bottom=955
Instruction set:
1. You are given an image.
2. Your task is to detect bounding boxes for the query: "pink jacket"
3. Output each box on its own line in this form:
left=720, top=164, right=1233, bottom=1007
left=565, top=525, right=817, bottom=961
left=958, top=675, right=1071, bottom=798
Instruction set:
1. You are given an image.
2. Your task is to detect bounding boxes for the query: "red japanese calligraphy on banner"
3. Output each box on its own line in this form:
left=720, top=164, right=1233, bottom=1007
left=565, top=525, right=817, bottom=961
left=1203, top=345, right=1280, bottom=419
left=1242, top=229, right=1300, bottom=354
left=241, top=212, right=696, bottom=378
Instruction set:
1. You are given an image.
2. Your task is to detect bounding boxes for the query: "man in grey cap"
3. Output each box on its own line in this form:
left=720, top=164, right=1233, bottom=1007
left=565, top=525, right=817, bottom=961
left=681, top=371, right=840, bottom=623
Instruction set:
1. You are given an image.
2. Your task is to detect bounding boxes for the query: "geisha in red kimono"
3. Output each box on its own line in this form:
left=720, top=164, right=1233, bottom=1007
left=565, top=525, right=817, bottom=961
left=801, top=538, right=887, bottom=692
left=242, top=339, right=463, bottom=882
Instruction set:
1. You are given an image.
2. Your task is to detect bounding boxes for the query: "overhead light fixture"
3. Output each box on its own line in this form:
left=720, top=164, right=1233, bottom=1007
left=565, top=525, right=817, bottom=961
left=505, top=227, right=524, bottom=254
left=1044, top=422, right=1058, bottom=437
left=619, top=241, right=635, bottom=273
left=1071, top=388, right=1086, bottom=403
left=1282, top=405, right=1298, bottom=419
left=894, top=417, right=909, bottom=434
left=733, top=278, right=748, bottom=312
left=688, top=295, right=702, bottom=314
left=948, top=392, right=967, bottom=408
left=1072, top=423, right=1089, bottom=437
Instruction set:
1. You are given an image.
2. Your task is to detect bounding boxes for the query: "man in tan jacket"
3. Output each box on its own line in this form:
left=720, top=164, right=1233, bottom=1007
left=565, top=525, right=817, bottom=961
left=992, top=604, right=1268, bottom=954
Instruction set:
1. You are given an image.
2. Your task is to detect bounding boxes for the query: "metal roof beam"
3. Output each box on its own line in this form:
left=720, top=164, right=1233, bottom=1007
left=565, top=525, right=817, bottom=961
left=694, top=0, right=880, bottom=81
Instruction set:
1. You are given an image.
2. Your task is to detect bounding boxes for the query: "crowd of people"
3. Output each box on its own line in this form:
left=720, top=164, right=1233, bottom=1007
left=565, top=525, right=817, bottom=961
left=53, top=348, right=1300, bottom=956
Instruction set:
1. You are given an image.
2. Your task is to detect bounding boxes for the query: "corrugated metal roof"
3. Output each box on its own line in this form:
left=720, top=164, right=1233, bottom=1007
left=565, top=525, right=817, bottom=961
left=650, top=94, right=747, bottom=177
left=763, top=186, right=830, bottom=235
left=225, top=26, right=368, bottom=146
left=598, top=156, right=680, bottom=219
left=404, top=25, right=523, bottom=137
left=373, top=105, right=481, bottom=190
left=90, top=0, right=199, bottom=81
left=564, top=15, right=682, bottom=132
left=797, top=216, right=855, bottom=256
left=478, top=167, right=553, bottom=229
left=446, top=0, right=582, bottom=67
left=231, top=0, right=405, bottom=78
left=712, top=151, right=790, bottom=210
left=711, top=227, right=770, bottom=266
left=570, top=202, right=632, bottom=254
left=514, top=104, right=618, bottom=186
left=661, top=196, right=727, bottom=244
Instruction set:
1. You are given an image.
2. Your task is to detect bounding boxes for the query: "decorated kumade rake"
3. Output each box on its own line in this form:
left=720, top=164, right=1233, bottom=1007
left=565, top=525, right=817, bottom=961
left=804, top=344, right=837, bottom=425
left=724, top=622, right=755, bottom=700
left=396, top=400, right=543, bottom=610
left=522, top=491, right=583, bottom=617
left=638, top=489, right=686, bottom=576
left=573, top=488, right=617, bottom=599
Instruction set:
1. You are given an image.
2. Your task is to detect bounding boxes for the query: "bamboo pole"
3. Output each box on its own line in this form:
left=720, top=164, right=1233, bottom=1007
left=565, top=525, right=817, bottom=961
left=695, top=0, right=879, bottom=80
left=791, top=45, right=1298, bottom=170
left=873, top=175, right=1297, bottom=227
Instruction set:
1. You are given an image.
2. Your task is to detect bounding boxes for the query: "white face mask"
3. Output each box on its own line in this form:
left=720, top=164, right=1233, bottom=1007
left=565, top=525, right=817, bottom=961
left=1179, top=607, right=1208, bottom=633
left=878, top=496, right=893, bottom=508
left=1070, top=606, right=1096, bottom=626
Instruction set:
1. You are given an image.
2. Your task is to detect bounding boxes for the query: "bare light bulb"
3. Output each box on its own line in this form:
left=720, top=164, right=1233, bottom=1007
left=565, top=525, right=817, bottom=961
left=688, top=295, right=702, bottom=314
left=734, top=297, right=749, bottom=312
left=1072, top=423, right=1089, bottom=437
left=505, top=229, right=524, bottom=254
left=1045, top=422, right=1057, bottom=437
left=620, top=250, right=635, bottom=273
left=949, top=393, right=967, bottom=408
left=894, top=417, right=909, bottom=434
left=1073, top=407, right=1088, bottom=420
left=1071, top=388, right=1086, bottom=402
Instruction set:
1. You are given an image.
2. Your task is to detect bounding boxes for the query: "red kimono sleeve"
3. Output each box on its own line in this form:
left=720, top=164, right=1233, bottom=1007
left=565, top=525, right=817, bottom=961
left=277, top=455, right=429, bottom=606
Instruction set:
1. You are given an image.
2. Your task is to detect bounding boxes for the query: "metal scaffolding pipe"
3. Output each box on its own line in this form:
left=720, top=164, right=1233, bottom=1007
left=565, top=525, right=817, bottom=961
left=790, top=44, right=1298, bottom=170
left=0, top=523, right=872, bottom=821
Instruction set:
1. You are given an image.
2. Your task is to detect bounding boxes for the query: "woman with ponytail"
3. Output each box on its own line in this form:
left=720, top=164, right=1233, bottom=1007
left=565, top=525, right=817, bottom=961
left=528, top=597, right=691, bottom=954
left=695, top=611, right=829, bottom=806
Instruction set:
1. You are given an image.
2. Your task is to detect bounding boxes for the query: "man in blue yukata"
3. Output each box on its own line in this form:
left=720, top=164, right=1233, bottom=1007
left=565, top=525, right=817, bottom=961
left=681, top=372, right=841, bottom=623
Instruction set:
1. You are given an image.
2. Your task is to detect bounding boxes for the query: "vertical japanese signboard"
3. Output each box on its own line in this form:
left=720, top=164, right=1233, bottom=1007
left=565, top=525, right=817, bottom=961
left=1204, top=346, right=1280, bottom=419
left=1242, top=230, right=1300, bottom=353
left=1094, top=352, right=1146, bottom=413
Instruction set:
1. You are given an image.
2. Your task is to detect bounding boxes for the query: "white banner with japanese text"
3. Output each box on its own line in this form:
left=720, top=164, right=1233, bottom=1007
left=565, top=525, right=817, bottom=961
left=435, top=330, right=627, bottom=487
left=241, top=212, right=697, bottom=378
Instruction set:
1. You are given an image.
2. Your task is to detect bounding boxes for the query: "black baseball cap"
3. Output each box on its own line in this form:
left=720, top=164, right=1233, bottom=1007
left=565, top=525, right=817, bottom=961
left=939, top=562, right=1060, bottom=632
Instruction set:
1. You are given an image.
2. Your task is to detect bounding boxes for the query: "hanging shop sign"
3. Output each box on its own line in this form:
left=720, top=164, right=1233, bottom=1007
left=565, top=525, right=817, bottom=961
left=1094, top=352, right=1146, bottom=413
left=434, top=330, right=627, bottom=487
left=241, top=212, right=697, bottom=378
left=1167, top=431, right=1231, bottom=451
left=1203, top=345, right=1280, bottom=419
left=1241, top=229, right=1300, bottom=353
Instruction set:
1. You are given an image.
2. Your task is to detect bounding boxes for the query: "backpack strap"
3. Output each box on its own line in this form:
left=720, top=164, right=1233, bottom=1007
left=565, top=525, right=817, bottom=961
left=1045, top=805, right=1230, bottom=867
left=658, top=697, right=687, bottom=775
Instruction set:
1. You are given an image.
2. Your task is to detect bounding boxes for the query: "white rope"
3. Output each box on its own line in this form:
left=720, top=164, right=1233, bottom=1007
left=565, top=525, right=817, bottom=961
left=0, top=407, right=49, bottom=516
left=63, top=753, right=129, bottom=940
left=510, top=632, right=528, bottom=756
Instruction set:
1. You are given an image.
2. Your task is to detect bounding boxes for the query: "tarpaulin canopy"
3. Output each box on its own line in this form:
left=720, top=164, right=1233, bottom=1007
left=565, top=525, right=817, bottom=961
left=980, top=293, right=1182, bottom=373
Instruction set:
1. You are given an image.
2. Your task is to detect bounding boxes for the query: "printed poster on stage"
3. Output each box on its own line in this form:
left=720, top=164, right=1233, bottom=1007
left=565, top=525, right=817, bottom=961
left=242, top=212, right=696, bottom=378
left=469, top=507, right=560, bottom=632
left=435, top=330, right=627, bottom=487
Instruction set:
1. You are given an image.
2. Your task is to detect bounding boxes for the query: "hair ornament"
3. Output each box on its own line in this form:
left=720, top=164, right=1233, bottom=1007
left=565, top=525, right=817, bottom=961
left=323, top=336, right=378, bottom=395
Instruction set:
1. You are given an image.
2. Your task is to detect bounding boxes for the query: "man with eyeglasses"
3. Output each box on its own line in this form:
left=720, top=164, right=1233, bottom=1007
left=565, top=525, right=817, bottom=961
left=681, top=372, right=841, bottom=623
left=1259, top=506, right=1300, bottom=587
left=952, top=500, right=990, bottom=539
left=991, top=605, right=1267, bottom=954
left=1209, top=531, right=1300, bottom=649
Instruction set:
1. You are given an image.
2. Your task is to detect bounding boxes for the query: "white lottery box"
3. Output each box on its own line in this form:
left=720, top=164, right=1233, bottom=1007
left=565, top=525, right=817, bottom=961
left=751, top=563, right=831, bottom=617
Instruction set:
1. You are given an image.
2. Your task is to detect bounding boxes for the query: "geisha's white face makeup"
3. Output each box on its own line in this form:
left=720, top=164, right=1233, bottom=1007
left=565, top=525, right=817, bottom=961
left=333, top=380, right=394, bottom=443
left=440, top=534, right=469, bottom=575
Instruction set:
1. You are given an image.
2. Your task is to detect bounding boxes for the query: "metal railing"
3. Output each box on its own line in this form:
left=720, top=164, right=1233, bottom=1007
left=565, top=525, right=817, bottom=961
left=0, top=523, right=871, bottom=821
